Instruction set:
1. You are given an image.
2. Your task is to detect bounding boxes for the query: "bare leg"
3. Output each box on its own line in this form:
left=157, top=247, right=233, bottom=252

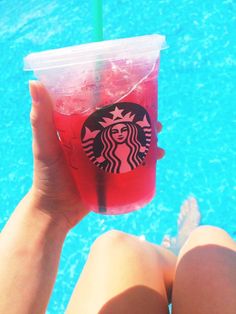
left=172, top=225, right=236, bottom=314
left=66, top=230, right=177, bottom=314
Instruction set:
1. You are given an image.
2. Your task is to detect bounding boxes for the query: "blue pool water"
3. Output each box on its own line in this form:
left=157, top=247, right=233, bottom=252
left=0, top=0, right=236, bottom=313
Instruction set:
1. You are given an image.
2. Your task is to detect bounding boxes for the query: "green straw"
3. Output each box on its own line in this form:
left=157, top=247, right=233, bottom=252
left=93, top=0, right=106, bottom=212
left=93, top=0, right=103, bottom=41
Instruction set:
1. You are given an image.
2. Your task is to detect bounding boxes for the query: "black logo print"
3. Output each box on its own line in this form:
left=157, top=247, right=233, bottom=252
left=81, top=102, right=152, bottom=174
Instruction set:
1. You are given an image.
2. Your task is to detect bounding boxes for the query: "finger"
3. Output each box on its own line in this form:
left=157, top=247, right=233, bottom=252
left=156, top=147, right=165, bottom=160
left=29, top=81, right=61, bottom=163
left=156, top=121, right=163, bottom=133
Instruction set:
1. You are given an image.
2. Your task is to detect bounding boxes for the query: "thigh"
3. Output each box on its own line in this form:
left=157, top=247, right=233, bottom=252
left=172, top=226, right=236, bottom=314
left=66, top=230, right=176, bottom=314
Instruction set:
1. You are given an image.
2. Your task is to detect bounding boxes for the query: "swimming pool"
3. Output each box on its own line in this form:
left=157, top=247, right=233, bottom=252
left=0, top=0, right=235, bottom=312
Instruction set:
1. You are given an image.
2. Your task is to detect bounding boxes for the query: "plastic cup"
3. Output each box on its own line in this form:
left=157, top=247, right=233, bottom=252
left=24, top=35, right=166, bottom=215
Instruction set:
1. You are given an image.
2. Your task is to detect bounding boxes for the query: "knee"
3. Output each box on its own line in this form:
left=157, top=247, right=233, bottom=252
left=177, top=226, right=236, bottom=275
left=180, top=226, right=235, bottom=257
left=90, top=230, right=159, bottom=262
left=91, top=230, right=131, bottom=252
left=188, top=226, right=232, bottom=244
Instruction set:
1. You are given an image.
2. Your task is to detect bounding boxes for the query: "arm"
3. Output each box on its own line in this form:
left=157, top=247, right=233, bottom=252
left=0, top=82, right=89, bottom=314
left=0, top=193, right=69, bottom=314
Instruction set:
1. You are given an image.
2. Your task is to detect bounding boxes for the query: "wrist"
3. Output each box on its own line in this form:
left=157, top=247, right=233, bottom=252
left=1, top=192, right=69, bottom=256
left=25, top=189, right=73, bottom=234
left=28, top=184, right=89, bottom=230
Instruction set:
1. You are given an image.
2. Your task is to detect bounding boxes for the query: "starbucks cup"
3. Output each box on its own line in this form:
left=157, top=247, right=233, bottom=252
left=24, top=35, right=166, bottom=215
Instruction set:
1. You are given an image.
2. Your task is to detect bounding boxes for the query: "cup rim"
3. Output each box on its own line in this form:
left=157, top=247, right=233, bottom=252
left=23, top=34, right=166, bottom=71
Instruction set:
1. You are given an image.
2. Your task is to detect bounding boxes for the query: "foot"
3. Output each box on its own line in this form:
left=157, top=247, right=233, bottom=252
left=162, top=197, right=201, bottom=255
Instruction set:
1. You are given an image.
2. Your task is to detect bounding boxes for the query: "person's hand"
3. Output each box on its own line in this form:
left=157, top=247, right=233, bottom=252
left=156, top=122, right=165, bottom=160
left=29, top=81, right=88, bottom=229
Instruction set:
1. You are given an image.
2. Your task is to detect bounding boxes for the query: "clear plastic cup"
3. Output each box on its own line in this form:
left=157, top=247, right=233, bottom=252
left=24, top=35, right=166, bottom=215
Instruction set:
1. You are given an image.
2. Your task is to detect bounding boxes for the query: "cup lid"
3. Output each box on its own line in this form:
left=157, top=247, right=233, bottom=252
left=24, top=34, right=166, bottom=71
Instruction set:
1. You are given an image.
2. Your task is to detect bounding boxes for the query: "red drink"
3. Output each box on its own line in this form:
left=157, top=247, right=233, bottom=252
left=24, top=35, right=166, bottom=214
left=53, top=61, right=159, bottom=214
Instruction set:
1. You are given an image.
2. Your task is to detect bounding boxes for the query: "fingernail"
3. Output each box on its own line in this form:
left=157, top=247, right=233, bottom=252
left=29, top=80, right=39, bottom=103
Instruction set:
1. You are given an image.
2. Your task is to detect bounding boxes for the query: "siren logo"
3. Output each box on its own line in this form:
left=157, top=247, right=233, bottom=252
left=81, top=102, right=152, bottom=174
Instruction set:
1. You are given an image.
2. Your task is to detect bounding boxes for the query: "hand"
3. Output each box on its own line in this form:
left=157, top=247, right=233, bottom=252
left=29, top=81, right=89, bottom=230
left=156, top=121, right=165, bottom=160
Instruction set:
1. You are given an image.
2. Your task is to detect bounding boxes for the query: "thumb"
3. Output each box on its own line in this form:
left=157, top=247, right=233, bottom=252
left=29, top=81, right=61, bottom=164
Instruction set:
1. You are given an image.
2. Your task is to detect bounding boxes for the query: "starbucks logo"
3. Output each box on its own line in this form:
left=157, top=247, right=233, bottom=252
left=81, top=102, right=152, bottom=174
